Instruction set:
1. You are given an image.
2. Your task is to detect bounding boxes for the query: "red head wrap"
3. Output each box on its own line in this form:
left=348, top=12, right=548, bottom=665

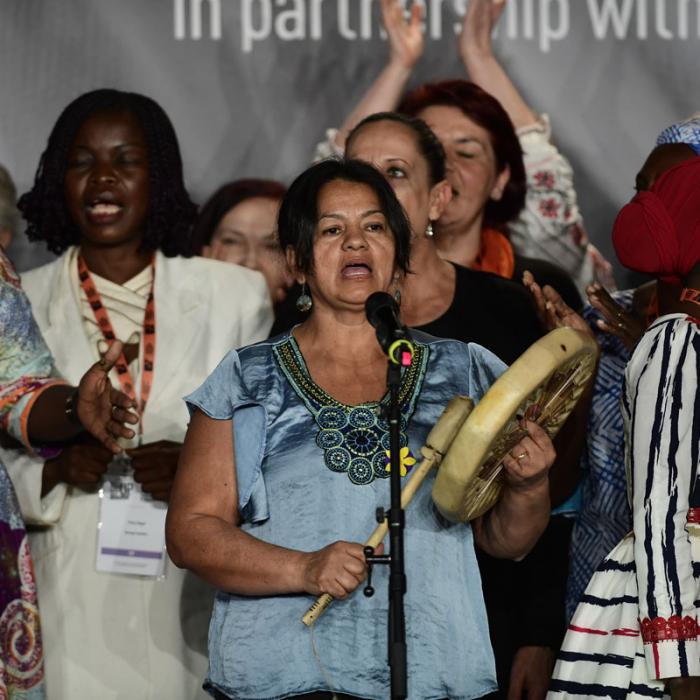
left=612, top=157, right=700, bottom=284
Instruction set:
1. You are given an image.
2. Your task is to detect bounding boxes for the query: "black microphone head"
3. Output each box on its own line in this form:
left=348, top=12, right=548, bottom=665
left=365, top=291, right=398, bottom=330
left=365, top=291, right=414, bottom=365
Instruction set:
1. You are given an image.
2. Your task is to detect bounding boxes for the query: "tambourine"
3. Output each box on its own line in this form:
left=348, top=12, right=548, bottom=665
left=302, top=328, right=598, bottom=626
left=432, top=326, right=598, bottom=522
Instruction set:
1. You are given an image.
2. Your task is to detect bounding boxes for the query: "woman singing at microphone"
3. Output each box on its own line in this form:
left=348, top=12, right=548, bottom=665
left=166, top=158, right=556, bottom=700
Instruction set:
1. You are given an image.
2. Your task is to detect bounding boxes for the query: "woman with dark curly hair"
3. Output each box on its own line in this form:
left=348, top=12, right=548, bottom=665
left=5, top=89, right=272, bottom=699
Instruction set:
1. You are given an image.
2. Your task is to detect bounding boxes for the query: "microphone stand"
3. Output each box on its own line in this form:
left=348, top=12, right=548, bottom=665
left=364, top=353, right=410, bottom=700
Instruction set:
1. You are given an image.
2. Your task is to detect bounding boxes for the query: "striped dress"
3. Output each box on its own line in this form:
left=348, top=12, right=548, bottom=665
left=549, top=314, right=700, bottom=699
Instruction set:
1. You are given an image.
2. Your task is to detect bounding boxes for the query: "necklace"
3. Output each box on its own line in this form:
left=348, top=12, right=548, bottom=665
left=273, top=335, right=428, bottom=485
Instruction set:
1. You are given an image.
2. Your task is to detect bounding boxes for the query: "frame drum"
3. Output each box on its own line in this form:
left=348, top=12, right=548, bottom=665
left=432, top=327, right=599, bottom=522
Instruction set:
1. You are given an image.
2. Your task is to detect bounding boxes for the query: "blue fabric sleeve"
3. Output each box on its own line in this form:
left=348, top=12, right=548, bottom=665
left=465, top=342, right=508, bottom=401
left=185, top=350, right=269, bottom=523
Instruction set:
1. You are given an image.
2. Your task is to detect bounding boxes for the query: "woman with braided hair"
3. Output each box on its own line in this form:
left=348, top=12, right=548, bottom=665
left=4, top=89, right=273, bottom=699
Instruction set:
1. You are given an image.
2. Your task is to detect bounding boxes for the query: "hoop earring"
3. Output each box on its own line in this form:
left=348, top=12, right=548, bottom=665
left=425, top=222, right=434, bottom=238
left=296, top=283, right=313, bottom=313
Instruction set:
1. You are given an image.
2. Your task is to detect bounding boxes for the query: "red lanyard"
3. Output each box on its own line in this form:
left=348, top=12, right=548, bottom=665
left=77, top=255, right=156, bottom=421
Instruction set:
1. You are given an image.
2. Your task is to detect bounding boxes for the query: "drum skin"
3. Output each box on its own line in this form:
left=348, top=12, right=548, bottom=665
left=432, top=327, right=599, bottom=523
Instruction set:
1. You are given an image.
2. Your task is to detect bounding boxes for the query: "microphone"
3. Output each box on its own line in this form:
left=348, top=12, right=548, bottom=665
left=365, top=292, right=414, bottom=367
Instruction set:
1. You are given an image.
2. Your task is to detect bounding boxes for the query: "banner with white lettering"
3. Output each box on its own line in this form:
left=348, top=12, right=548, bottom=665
left=1, top=0, right=697, bottom=279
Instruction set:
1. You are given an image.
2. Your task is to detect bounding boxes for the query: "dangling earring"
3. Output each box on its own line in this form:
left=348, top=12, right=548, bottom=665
left=296, top=283, right=313, bottom=313
left=392, top=275, right=402, bottom=306
left=425, top=222, right=434, bottom=238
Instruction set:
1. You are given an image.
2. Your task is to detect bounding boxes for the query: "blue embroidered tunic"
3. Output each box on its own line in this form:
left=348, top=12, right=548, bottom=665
left=186, top=331, right=506, bottom=700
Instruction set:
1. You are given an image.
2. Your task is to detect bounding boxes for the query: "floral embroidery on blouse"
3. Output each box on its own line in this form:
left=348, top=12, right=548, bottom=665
left=384, top=446, right=417, bottom=477
left=273, top=336, right=428, bottom=485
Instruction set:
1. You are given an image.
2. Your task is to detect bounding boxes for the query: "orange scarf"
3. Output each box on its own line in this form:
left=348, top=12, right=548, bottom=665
left=471, top=228, right=515, bottom=279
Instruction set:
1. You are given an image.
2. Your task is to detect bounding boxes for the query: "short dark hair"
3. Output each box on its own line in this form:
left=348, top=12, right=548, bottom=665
left=18, top=88, right=197, bottom=257
left=400, top=80, right=526, bottom=229
left=278, top=159, right=412, bottom=276
left=346, top=112, right=447, bottom=186
left=192, top=178, right=287, bottom=253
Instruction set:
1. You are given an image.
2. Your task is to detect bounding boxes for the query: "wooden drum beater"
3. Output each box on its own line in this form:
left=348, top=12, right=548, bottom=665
left=302, top=327, right=599, bottom=626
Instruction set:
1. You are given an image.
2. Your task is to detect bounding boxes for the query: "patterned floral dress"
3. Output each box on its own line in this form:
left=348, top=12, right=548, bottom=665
left=0, top=248, right=63, bottom=699
left=548, top=314, right=700, bottom=699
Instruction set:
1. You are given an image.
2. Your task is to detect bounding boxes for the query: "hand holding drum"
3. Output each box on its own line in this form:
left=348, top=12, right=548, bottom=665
left=301, top=395, right=474, bottom=626
left=432, top=327, right=597, bottom=522
left=302, top=328, right=599, bottom=626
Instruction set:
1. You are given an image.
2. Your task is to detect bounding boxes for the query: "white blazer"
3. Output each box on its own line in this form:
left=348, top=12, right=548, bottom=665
left=6, top=249, right=273, bottom=700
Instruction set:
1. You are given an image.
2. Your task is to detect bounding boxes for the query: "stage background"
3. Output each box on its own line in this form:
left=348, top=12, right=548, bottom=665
left=1, top=0, right=698, bottom=284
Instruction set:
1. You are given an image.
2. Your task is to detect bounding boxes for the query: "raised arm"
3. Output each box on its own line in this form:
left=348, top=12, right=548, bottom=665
left=459, top=0, right=538, bottom=129
left=326, top=0, right=424, bottom=153
left=460, top=0, right=615, bottom=290
left=166, top=410, right=371, bottom=597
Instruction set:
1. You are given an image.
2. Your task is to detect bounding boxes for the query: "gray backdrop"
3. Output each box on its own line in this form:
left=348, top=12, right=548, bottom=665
left=2, top=0, right=698, bottom=283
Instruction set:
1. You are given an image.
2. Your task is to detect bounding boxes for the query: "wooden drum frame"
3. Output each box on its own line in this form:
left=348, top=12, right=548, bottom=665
left=302, top=327, right=599, bottom=626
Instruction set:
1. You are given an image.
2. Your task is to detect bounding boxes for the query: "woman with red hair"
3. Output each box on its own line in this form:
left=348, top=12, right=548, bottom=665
left=317, top=0, right=611, bottom=301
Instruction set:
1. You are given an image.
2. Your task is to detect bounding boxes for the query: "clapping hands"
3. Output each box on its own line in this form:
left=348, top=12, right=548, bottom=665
left=459, top=0, right=506, bottom=62
left=524, top=271, right=648, bottom=353
left=523, top=270, right=592, bottom=337
left=381, top=0, right=424, bottom=70
left=586, top=282, right=646, bottom=351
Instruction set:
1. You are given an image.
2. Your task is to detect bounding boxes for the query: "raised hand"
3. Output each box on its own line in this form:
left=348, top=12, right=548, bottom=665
left=459, top=0, right=506, bottom=62
left=586, top=282, right=645, bottom=351
left=128, top=439, right=182, bottom=502
left=381, top=0, right=424, bottom=70
left=523, top=270, right=592, bottom=337
left=458, top=0, right=537, bottom=129
left=77, top=340, right=138, bottom=453
left=301, top=541, right=383, bottom=598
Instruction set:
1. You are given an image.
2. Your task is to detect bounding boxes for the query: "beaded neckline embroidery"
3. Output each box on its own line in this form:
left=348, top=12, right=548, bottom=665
left=273, top=335, right=429, bottom=485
